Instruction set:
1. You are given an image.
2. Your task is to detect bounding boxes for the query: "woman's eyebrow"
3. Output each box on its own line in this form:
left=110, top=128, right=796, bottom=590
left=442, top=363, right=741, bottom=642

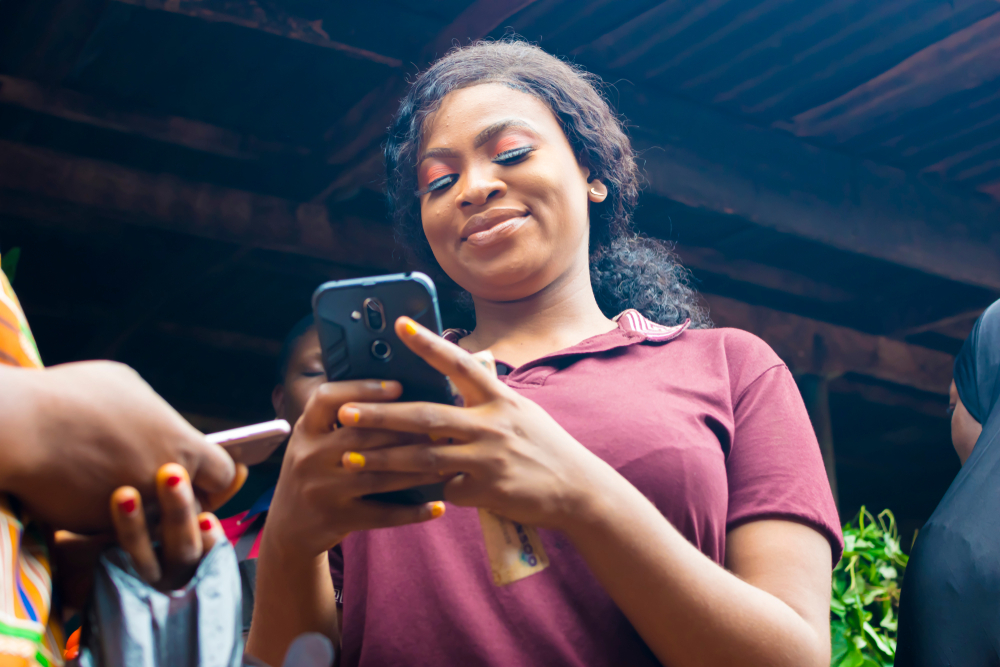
left=474, top=119, right=536, bottom=148
left=417, top=147, right=459, bottom=165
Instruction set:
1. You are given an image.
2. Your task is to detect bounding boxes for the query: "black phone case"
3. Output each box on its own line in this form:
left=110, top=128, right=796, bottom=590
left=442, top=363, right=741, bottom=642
left=312, top=272, right=452, bottom=505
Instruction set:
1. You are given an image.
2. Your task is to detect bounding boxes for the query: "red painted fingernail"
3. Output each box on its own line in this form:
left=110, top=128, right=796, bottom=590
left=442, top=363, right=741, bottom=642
left=199, top=518, right=212, bottom=531
left=166, top=474, right=182, bottom=488
left=119, top=498, right=136, bottom=514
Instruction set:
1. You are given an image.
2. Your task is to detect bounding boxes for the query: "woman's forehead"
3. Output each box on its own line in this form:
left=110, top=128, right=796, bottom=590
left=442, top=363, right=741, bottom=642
left=422, top=83, right=561, bottom=145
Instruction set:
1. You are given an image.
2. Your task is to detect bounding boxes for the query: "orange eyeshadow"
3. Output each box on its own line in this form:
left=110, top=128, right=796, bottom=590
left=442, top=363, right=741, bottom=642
left=494, top=134, right=530, bottom=155
left=422, top=164, right=452, bottom=184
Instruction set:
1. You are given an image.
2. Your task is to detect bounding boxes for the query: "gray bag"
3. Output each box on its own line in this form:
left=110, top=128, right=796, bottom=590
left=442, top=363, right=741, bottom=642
left=77, top=541, right=243, bottom=667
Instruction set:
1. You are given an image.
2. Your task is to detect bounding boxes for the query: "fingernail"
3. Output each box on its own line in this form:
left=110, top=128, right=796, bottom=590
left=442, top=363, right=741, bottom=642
left=345, top=452, right=366, bottom=468
left=403, top=318, right=419, bottom=336
left=199, top=518, right=212, bottom=531
left=380, top=381, right=388, bottom=389
left=342, top=406, right=360, bottom=423
left=429, top=433, right=440, bottom=442
left=119, top=498, right=136, bottom=515
left=430, top=501, right=445, bottom=518
left=166, top=474, right=182, bottom=488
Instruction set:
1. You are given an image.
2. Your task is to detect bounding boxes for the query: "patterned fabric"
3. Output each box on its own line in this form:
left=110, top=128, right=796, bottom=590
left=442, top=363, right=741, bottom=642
left=0, top=253, right=63, bottom=667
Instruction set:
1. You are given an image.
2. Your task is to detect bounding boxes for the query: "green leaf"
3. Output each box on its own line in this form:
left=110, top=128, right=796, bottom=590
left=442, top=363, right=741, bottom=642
left=1, top=247, right=20, bottom=284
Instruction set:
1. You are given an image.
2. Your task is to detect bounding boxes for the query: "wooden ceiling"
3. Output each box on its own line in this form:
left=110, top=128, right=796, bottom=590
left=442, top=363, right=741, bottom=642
left=2, top=0, right=998, bottom=532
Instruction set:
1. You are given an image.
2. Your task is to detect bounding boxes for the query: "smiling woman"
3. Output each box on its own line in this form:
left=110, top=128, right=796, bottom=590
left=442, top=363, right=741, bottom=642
left=247, top=39, right=843, bottom=667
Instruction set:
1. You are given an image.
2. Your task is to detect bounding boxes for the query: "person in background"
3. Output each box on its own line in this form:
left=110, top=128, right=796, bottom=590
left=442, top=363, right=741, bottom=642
left=895, top=298, right=1000, bottom=666
left=248, top=40, right=842, bottom=667
left=0, top=249, right=241, bottom=665
left=219, top=315, right=328, bottom=634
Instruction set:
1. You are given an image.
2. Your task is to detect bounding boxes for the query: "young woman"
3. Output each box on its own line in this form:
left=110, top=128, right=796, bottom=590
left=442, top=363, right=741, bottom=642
left=248, top=40, right=842, bottom=667
left=895, top=299, right=1000, bottom=666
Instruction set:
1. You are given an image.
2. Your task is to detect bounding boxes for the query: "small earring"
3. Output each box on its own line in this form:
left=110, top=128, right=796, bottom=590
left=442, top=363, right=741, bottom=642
left=590, top=187, right=607, bottom=200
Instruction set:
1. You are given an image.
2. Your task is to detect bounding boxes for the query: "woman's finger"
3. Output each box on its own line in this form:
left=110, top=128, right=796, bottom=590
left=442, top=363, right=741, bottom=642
left=338, top=400, right=480, bottom=439
left=342, top=471, right=451, bottom=499
left=198, top=512, right=222, bottom=554
left=333, top=427, right=427, bottom=452
left=353, top=499, right=447, bottom=530
left=299, top=380, right=403, bottom=436
left=156, top=463, right=203, bottom=588
left=342, top=443, right=481, bottom=476
left=110, top=486, right=162, bottom=584
left=394, top=317, right=503, bottom=406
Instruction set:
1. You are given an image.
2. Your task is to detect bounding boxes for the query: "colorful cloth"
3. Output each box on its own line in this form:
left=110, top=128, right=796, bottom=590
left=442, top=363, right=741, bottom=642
left=0, top=253, right=63, bottom=667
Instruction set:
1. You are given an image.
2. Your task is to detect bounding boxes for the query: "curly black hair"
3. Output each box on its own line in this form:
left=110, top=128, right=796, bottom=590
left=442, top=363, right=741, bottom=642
left=384, top=39, right=709, bottom=328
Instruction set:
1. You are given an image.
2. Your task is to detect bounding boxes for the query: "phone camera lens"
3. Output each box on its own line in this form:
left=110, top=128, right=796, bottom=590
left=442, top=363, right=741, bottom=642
left=363, top=298, right=385, bottom=332
left=371, top=340, right=392, bottom=360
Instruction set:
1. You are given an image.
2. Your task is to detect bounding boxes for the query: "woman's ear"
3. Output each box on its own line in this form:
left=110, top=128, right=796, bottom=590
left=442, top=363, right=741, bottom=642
left=588, top=179, right=608, bottom=203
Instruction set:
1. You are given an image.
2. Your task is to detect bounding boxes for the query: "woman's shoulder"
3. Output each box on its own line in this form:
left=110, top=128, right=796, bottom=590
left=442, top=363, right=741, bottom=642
left=674, top=326, right=787, bottom=393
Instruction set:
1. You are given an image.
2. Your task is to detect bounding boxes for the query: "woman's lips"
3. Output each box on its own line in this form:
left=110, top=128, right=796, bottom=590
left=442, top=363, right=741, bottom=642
left=464, top=215, right=529, bottom=247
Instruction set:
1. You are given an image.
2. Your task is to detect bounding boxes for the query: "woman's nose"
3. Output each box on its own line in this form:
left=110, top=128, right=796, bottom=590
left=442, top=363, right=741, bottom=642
left=458, top=167, right=507, bottom=207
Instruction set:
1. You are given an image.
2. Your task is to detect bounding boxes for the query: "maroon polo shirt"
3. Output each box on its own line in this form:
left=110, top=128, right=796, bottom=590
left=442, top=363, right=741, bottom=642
left=330, top=310, right=842, bottom=667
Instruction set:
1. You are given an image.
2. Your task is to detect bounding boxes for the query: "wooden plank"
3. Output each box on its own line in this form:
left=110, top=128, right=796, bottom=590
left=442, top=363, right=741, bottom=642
left=318, top=0, right=541, bottom=200
left=705, top=293, right=954, bottom=395
left=619, top=87, right=1000, bottom=291
left=828, top=377, right=949, bottom=418
left=676, top=245, right=854, bottom=303
left=0, top=139, right=398, bottom=270
left=0, top=75, right=310, bottom=159
left=112, top=0, right=403, bottom=67
left=777, top=12, right=1000, bottom=144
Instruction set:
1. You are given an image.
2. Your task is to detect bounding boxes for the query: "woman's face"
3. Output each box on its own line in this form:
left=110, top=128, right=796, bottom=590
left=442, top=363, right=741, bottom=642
left=417, top=83, right=597, bottom=302
left=949, top=380, right=983, bottom=465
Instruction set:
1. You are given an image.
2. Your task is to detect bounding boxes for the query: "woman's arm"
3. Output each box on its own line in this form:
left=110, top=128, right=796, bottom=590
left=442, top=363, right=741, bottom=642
left=564, top=478, right=831, bottom=667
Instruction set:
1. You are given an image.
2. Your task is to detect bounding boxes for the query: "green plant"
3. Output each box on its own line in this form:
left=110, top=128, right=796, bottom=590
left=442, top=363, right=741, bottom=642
left=831, top=507, right=908, bottom=667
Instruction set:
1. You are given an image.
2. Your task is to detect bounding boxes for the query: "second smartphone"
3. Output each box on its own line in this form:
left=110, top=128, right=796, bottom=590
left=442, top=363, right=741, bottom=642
left=312, top=272, right=453, bottom=504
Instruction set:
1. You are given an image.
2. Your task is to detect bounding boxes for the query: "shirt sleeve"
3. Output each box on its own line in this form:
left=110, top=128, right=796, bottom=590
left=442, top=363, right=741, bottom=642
left=726, top=363, right=844, bottom=565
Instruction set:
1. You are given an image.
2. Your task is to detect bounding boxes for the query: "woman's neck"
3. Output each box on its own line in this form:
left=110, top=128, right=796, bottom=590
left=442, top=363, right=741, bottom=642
left=459, top=261, right=617, bottom=368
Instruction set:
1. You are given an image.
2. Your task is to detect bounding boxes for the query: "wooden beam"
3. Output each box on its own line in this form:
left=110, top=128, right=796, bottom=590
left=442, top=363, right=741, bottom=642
left=317, top=0, right=541, bottom=200
left=676, top=245, right=853, bottom=303
left=0, top=140, right=398, bottom=270
left=777, top=12, right=1000, bottom=147
left=828, top=377, right=949, bottom=418
left=112, top=0, right=403, bottom=68
left=614, top=87, right=1000, bottom=292
left=705, top=293, right=953, bottom=394
left=900, top=307, right=985, bottom=337
left=0, top=75, right=310, bottom=160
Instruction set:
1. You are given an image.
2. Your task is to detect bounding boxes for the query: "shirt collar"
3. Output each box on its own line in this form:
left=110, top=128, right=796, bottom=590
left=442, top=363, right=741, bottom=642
left=443, top=310, right=690, bottom=345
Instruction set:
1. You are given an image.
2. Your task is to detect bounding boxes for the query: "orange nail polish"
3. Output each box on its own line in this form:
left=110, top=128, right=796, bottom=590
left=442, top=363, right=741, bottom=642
left=345, top=452, right=366, bottom=468
left=430, top=501, right=445, bottom=518
left=403, top=319, right=419, bottom=336
left=166, top=475, right=182, bottom=488
left=119, top=498, right=136, bottom=515
left=342, top=407, right=361, bottom=423
left=199, top=518, right=212, bottom=531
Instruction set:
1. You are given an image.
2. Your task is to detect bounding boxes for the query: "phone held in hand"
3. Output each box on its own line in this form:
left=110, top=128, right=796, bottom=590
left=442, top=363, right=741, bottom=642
left=208, top=419, right=291, bottom=466
left=312, top=272, right=453, bottom=505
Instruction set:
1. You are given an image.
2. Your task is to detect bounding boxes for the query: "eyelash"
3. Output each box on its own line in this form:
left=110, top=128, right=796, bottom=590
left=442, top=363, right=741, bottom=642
left=415, top=146, right=536, bottom=196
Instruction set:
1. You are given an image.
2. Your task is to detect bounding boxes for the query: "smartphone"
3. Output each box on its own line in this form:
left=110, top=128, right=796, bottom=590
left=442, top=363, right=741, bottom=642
left=208, top=419, right=291, bottom=466
left=312, top=272, right=452, bottom=504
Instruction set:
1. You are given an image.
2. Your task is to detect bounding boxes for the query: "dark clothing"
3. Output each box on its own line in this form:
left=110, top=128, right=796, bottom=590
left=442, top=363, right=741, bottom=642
left=330, top=310, right=842, bottom=667
left=896, top=299, right=1000, bottom=666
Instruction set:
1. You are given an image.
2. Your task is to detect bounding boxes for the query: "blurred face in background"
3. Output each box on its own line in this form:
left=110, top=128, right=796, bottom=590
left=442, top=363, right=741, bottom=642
left=949, top=380, right=983, bottom=465
left=272, top=328, right=325, bottom=428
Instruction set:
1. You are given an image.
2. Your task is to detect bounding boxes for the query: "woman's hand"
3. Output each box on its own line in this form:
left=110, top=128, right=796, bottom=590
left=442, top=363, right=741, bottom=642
left=109, top=463, right=227, bottom=590
left=264, top=379, right=448, bottom=559
left=0, top=361, right=237, bottom=533
left=335, top=317, right=619, bottom=530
